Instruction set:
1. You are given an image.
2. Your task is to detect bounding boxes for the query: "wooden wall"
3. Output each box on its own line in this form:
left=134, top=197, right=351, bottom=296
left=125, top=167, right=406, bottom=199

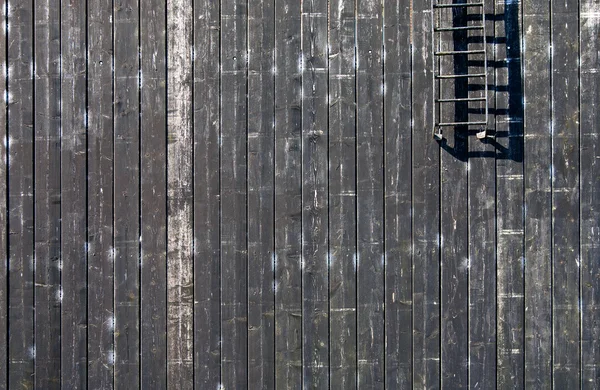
left=0, top=0, right=598, bottom=388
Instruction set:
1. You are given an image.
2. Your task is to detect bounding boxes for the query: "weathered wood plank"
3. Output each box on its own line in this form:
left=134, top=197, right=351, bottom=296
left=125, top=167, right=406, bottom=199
left=383, top=0, right=412, bottom=387
left=356, top=0, right=384, bottom=387
left=87, top=0, right=114, bottom=386
left=328, top=0, right=357, bottom=386
left=33, top=0, right=61, bottom=386
left=113, top=0, right=140, bottom=386
left=0, top=0, right=5, bottom=382
left=301, top=0, right=329, bottom=388
left=523, top=0, right=552, bottom=386
left=580, top=1, right=600, bottom=387
left=551, top=0, right=580, bottom=387
left=274, top=0, right=303, bottom=385
left=439, top=3, right=468, bottom=388
left=248, top=0, right=275, bottom=386
left=412, top=0, right=441, bottom=387
left=193, top=0, right=221, bottom=386
left=61, top=0, right=88, bottom=385
left=468, top=0, right=497, bottom=388
left=220, top=0, right=248, bottom=386
left=140, top=0, right=168, bottom=386
left=495, top=0, right=525, bottom=388
left=167, top=0, right=194, bottom=387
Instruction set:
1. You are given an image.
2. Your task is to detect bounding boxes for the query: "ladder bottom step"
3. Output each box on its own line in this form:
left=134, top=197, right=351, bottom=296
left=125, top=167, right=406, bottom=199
left=436, top=97, right=487, bottom=102
left=436, top=121, right=487, bottom=126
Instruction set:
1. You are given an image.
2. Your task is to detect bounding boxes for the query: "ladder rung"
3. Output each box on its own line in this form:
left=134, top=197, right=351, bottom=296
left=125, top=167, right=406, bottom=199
left=434, top=50, right=486, bottom=56
left=435, top=73, right=486, bottom=79
left=437, top=121, right=487, bottom=127
left=433, top=2, right=484, bottom=8
left=436, top=97, right=487, bottom=103
left=435, top=25, right=485, bottom=32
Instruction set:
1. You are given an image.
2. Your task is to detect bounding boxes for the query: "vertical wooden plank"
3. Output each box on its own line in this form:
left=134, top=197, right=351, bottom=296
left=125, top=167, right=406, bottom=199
left=33, top=0, right=61, bottom=386
left=87, top=0, right=114, bottom=385
left=496, top=0, right=525, bottom=387
left=356, top=0, right=384, bottom=387
left=551, top=0, right=580, bottom=387
left=328, top=0, right=356, bottom=386
left=166, top=0, right=194, bottom=387
left=274, top=0, right=302, bottom=384
left=113, top=0, right=140, bottom=386
left=220, top=0, right=247, bottom=385
left=383, top=0, right=412, bottom=387
left=7, top=0, right=34, bottom=387
left=468, top=0, right=497, bottom=388
left=140, top=0, right=167, bottom=385
left=438, top=4, right=468, bottom=388
left=523, top=0, right=552, bottom=386
left=0, top=0, right=5, bottom=384
left=301, top=0, right=329, bottom=388
left=580, top=0, right=600, bottom=387
left=247, top=0, right=275, bottom=386
left=193, top=0, right=221, bottom=386
left=412, top=0, right=441, bottom=387
left=61, top=0, right=88, bottom=385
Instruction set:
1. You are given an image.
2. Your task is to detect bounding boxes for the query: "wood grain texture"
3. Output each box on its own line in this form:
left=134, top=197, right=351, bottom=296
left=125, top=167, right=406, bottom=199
left=495, top=0, right=525, bottom=388
left=301, top=0, right=329, bottom=388
left=248, top=0, right=276, bottom=386
left=113, top=0, right=140, bottom=386
left=87, top=0, right=114, bottom=386
left=274, top=0, right=303, bottom=386
left=167, top=0, right=194, bottom=387
left=412, top=0, right=441, bottom=387
left=33, top=0, right=61, bottom=386
left=140, top=0, right=168, bottom=386
left=383, top=0, right=412, bottom=387
left=551, top=0, right=580, bottom=387
left=193, top=0, right=221, bottom=386
left=580, top=0, right=600, bottom=387
left=328, top=0, right=357, bottom=386
left=61, top=0, right=88, bottom=385
left=523, top=0, right=552, bottom=387
left=220, top=0, right=248, bottom=386
left=356, top=0, right=384, bottom=387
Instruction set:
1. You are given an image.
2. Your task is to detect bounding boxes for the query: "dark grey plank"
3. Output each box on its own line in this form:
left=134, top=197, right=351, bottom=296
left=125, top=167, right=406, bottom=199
left=551, top=0, right=580, bottom=387
left=220, top=0, right=248, bottom=386
left=87, top=0, right=114, bottom=386
left=0, top=0, right=5, bottom=382
left=468, top=0, right=497, bottom=388
left=193, top=0, right=221, bottom=386
left=412, top=0, right=441, bottom=387
left=328, top=0, right=356, bottom=386
left=61, top=0, right=88, bottom=385
left=438, top=3, right=468, bottom=388
left=523, top=0, right=552, bottom=387
left=8, top=0, right=35, bottom=386
left=274, top=0, right=303, bottom=385
left=140, top=0, right=168, bottom=385
left=580, top=1, right=600, bottom=387
left=33, top=0, right=61, bottom=386
left=356, top=0, right=384, bottom=387
left=383, top=0, right=412, bottom=387
left=247, top=0, right=275, bottom=386
left=301, top=0, right=329, bottom=388
left=495, top=0, right=525, bottom=387
left=166, top=0, right=194, bottom=387
left=113, top=0, right=140, bottom=386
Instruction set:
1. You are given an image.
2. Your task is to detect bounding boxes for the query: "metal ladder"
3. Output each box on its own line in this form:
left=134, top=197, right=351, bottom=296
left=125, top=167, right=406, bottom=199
left=432, top=0, right=489, bottom=140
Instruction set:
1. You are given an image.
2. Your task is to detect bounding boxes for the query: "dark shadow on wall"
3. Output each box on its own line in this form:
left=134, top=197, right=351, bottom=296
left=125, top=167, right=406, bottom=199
left=437, top=0, right=523, bottom=162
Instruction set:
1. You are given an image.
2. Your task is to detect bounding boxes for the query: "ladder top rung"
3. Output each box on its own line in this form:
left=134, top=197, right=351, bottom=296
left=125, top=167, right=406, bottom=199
left=435, top=73, right=486, bottom=79
left=434, top=2, right=484, bottom=8
left=437, top=121, right=488, bottom=127
left=436, top=97, right=487, bottom=102
left=435, top=50, right=486, bottom=56
left=435, top=25, right=485, bottom=32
